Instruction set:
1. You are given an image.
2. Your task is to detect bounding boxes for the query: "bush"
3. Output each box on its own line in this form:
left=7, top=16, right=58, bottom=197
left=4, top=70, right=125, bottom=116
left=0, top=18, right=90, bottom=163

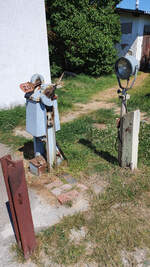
left=46, top=0, right=121, bottom=77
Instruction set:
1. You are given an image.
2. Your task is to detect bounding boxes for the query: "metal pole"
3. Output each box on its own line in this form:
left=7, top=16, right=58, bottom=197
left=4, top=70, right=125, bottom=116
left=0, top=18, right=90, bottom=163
left=120, top=96, right=127, bottom=117
left=46, top=108, right=56, bottom=170
left=136, top=0, right=139, bottom=10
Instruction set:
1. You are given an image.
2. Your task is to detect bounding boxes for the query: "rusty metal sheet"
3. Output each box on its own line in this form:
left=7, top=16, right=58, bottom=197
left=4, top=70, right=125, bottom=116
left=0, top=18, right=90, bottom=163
left=7, top=159, right=36, bottom=259
left=141, top=35, right=150, bottom=70
left=0, top=155, right=36, bottom=259
left=0, top=155, right=21, bottom=247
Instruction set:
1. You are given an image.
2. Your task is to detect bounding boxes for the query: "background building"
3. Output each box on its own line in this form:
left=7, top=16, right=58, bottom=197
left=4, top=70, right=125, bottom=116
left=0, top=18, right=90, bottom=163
left=116, top=7, right=150, bottom=70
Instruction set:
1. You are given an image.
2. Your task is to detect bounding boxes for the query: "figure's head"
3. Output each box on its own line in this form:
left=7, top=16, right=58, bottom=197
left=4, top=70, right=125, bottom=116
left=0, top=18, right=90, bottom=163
left=30, top=73, right=44, bottom=86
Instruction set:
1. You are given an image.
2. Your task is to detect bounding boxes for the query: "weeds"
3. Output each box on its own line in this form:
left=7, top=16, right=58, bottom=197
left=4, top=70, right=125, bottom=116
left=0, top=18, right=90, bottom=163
left=26, top=166, right=150, bottom=266
left=31, top=213, right=86, bottom=266
left=0, top=106, right=25, bottom=131
left=124, top=74, right=150, bottom=115
left=56, top=108, right=118, bottom=174
left=57, top=73, right=117, bottom=113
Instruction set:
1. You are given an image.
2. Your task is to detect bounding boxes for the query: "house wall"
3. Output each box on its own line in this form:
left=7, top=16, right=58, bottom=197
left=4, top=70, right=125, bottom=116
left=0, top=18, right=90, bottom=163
left=116, top=15, right=140, bottom=60
left=0, top=0, right=51, bottom=109
left=136, top=16, right=150, bottom=60
left=117, top=13, right=150, bottom=64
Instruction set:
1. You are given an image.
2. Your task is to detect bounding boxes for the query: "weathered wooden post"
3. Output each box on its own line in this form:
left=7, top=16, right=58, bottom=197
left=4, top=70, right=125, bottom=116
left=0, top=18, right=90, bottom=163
left=115, top=55, right=140, bottom=170
left=118, top=108, right=140, bottom=170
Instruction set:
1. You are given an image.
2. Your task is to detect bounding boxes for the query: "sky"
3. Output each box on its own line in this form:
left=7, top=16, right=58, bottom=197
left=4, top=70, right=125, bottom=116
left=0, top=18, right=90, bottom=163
left=118, top=0, right=150, bottom=12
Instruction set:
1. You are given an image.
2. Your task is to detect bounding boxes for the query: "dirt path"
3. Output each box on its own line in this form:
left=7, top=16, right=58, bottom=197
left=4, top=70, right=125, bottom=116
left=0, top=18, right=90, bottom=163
left=60, top=72, right=149, bottom=123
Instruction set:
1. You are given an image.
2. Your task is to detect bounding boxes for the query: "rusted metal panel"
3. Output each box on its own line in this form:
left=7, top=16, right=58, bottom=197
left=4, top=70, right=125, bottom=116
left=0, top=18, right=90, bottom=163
left=0, top=156, right=36, bottom=259
left=0, top=155, right=21, bottom=247
left=8, top=159, right=36, bottom=259
left=141, top=35, right=150, bottom=70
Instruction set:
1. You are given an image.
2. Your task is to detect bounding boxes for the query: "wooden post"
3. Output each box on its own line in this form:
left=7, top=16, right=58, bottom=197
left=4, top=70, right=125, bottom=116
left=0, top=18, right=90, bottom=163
left=118, top=109, right=140, bottom=170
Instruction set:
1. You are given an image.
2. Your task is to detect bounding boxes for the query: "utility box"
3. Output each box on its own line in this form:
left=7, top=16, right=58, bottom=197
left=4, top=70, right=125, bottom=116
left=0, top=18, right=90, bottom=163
left=26, top=100, right=47, bottom=137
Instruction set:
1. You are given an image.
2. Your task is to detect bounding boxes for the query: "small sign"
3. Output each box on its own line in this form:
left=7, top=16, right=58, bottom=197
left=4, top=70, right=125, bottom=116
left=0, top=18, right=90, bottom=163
left=20, top=82, right=34, bottom=93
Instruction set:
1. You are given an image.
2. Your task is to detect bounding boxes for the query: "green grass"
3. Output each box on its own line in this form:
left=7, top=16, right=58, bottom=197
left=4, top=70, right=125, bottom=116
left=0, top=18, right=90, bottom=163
left=57, top=73, right=117, bottom=113
left=18, top=167, right=150, bottom=266
left=56, top=108, right=118, bottom=174
left=123, top=74, right=150, bottom=115
left=0, top=106, right=27, bottom=147
left=0, top=74, right=117, bottom=146
left=0, top=106, right=26, bottom=131
left=35, top=213, right=86, bottom=266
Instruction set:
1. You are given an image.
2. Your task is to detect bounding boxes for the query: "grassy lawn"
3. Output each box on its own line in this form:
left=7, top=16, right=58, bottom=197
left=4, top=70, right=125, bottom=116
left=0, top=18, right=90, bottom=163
left=56, top=108, right=118, bottom=175
left=2, top=73, right=150, bottom=266
left=0, top=74, right=117, bottom=147
left=0, top=106, right=27, bottom=147
left=127, top=74, right=150, bottom=116
left=57, top=73, right=117, bottom=113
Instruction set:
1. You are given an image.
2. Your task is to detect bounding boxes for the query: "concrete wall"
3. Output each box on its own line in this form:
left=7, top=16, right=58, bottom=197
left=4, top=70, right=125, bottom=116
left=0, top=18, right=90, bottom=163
left=117, top=14, right=150, bottom=64
left=0, top=0, right=51, bottom=109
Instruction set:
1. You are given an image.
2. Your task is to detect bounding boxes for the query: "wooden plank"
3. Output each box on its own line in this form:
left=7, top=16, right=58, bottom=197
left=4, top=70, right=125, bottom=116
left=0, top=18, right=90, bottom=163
left=118, top=110, right=140, bottom=170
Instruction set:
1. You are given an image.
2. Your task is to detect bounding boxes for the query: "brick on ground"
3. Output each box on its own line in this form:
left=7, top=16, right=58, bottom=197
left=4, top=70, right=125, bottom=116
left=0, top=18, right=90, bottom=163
left=57, top=190, right=79, bottom=204
left=45, top=179, right=63, bottom=190
left=59, top=184, right=72, bottom=191
left=62, top=174, right=77, bottom=184
left=76, top=184, right=88, bottom=192
left=51, top=187, right=63, bottom=196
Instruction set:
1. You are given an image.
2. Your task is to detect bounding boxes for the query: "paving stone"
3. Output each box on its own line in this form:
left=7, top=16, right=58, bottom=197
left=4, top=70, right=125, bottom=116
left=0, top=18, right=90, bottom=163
left=45, top=180, right=63, bottom=190
left=92, top=182, right=108, bottom=195
left=76, top=183, right=88, bottom=191
left=60, top=184, right=72, bottom=191
left=62, top=173, right=77, bottom=184
left=51, top=188, right=63, bottom=196
left=57, top=190, right=79, bottom=204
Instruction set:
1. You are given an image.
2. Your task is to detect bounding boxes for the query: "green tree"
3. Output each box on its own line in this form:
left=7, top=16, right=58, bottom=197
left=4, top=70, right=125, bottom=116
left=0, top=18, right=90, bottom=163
left=46, top=0, right=121, bottom=76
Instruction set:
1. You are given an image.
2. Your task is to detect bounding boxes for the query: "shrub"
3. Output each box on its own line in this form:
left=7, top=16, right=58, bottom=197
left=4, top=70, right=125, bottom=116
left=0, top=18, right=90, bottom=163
left=46, top=0, right=121, bottom=77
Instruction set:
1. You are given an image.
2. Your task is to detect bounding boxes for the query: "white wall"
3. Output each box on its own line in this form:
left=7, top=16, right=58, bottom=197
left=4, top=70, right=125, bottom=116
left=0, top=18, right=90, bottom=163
left=0, top=0, right=51, bottom=109
left=136, top=16, right=150, bottom=61
left=117, top=15, right=140, bottom=60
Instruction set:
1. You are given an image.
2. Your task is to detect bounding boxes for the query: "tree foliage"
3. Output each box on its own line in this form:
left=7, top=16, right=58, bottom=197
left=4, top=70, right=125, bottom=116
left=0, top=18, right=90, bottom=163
left=46, top=0, right=121, bottom=76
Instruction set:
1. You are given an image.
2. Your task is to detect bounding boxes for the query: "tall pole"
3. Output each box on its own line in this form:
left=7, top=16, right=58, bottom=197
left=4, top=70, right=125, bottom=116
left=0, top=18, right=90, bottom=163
left=136, top=0, right=139, bottom=10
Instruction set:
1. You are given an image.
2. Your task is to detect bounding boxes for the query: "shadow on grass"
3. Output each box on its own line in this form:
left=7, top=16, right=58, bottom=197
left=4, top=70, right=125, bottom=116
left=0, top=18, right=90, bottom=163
left=19, top=141, right=34, bottom=160
left=145, top=93, right=150, bottom=98
left=79, top=138, right=118, bottom=165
